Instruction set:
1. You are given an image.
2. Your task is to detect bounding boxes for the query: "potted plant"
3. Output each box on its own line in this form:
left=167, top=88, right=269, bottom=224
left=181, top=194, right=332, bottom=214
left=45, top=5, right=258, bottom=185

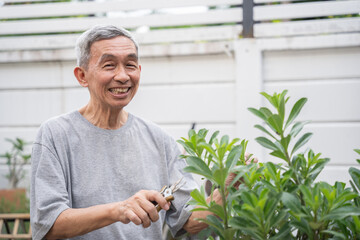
left=0, top=138, right=31, bottom=213
left=178, top=90, right=360, bottom=239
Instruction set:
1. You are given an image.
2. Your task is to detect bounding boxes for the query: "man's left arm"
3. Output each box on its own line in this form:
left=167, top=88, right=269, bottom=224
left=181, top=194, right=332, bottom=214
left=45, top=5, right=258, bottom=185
left=182, top=188, right=222, bottom=234
left=183, top=153, right=258, bottom=234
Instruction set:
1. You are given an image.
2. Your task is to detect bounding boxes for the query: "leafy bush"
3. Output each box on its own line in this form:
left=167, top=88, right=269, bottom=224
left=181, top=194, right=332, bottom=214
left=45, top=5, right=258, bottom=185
left=179, top=90, right=360, bottom=239
left=0, top=138, right=31, bottom=189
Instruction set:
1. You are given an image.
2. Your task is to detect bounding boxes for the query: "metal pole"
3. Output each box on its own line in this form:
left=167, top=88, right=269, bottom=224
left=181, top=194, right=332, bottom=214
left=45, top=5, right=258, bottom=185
left=242, top=0, right=254, bottom=38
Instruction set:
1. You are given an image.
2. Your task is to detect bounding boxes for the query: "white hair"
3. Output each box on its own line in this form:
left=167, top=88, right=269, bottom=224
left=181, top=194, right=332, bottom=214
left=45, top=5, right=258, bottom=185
left=75, top=25, right=139, bottom=69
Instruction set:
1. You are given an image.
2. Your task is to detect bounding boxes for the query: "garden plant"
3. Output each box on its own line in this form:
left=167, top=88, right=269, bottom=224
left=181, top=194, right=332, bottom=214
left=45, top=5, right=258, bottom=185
left=178, top=90, right=360, bottom=239
left=0, top=138, right=31, bottom=213
left=0, top=137, right=31, bottom=189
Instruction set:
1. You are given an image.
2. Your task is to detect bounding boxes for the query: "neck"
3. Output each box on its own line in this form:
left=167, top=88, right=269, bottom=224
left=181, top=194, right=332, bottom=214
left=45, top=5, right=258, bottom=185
left=79, top=103, right=128, bottom=130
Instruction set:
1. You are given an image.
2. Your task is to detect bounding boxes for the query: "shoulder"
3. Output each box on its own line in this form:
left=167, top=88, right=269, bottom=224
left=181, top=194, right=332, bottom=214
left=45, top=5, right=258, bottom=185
left=130, top=114, right=171, bottom=138
left=129, top=113, right=178, bottom=148
left=35, top=111, right=79, bottom=144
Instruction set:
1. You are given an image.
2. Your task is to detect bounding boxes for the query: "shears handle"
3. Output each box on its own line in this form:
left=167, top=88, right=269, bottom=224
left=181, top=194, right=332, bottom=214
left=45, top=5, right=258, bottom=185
left=155, top=195, right=174, bottom=212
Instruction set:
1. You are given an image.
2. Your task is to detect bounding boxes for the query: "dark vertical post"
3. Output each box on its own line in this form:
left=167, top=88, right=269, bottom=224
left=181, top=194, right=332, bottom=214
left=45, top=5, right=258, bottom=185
left=242, top=0, right=254, bottom=38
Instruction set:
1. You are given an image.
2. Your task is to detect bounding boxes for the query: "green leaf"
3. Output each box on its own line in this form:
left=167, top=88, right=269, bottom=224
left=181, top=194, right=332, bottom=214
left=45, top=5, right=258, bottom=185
left=279, top=90, right=288, bottom=101
left=269, top=210, right=288, bottom=230
left=291, top=132, right=313, bottom=155
left=184, top=156, right=213, bottom=180
left=281, top=192, right=302, bottom=214
left=261, top=92, right=278, bottom=108
left=299, top=185, right=313, bottom=206
left=213, top=168, right=228, bottom=187
left=198, top=142, right=217, bottom=159
left=254, top=124, right=277, bottom=140
left=289, top=121, right=310, bottom=138
left=209, top=131, right=219, bottom=145
left=230, top=216, right=255, bottom=229
left=354, top=149, right=360, bottom=155
left=264, top=162, right=278, bottom=181
left=278, top=94, right=286, bottom=122
left=309, top=221, right=323, bottom=230
left=198, top=215, right=225, bottom=239
left=332, top=191, right=359, bottom=210
left=349, top=167, right=360, bottom=192
left=259, top=107, right=273, bottom=119
left=280, top=134, right=291, bottom=151
left=241, top=192, right=258, bottom=208
left=233, top=209, right=261, bottom=228
left=226, top=145, right=242, bottom=170
left=226, top=138, right=240, bottom=152
left=240, top=139, right=248, bottom=163
left=291, top=219, right=312, bottom=237
left=269, top=221, right=291, bottom=240
left=248, top=108, right=267, bottom=122
left=190, top=188, right=208, bottom=207
left=217, top=146, right=227, bottom=162
left=285, top=98, right=307, bottom=129
left=353, top=215, right=360, bottom=231
left=188, top=129, right=196, bottom=139
left=198, top=128, right=209, bottom=139
left=177, top=140, right=197, bottom=156
left=255, top=137, right=279, bottom=151
left=220, top=135, right=229, bottom=147
left=267, top=114, right=283, bottom=135
left=208, top=203, right=226, bottom=220
left=322, top=206, right=360, bottom=221
left=320, top=230, right=346, bottom=240
left=308, top=158, right=330, bottom=181
left=270, top=150, right=287, bottom=161
left=223, top=228, right=237, bottom=240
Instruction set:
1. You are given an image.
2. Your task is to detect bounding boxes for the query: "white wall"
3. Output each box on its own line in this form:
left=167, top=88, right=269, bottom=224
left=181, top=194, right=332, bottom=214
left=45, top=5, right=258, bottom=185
left=0, top=37, right=359, bottom=189
left=1, top=43, right=359, bottom=189
left=0, top=53, right=238, bottom=188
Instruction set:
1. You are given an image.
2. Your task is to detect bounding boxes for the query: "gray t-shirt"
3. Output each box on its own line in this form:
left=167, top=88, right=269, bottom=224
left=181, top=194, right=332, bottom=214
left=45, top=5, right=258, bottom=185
left=30, top=111, right=197, bottom=240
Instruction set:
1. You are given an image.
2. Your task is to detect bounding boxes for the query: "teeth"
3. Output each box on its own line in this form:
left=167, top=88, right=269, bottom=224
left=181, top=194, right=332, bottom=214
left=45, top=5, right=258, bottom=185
left=110, top=88, right=129, bottom=94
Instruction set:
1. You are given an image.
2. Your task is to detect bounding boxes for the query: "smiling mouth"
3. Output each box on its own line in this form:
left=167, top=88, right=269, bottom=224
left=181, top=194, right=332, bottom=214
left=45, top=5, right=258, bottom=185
left=109, top=87, right=130, bottom=94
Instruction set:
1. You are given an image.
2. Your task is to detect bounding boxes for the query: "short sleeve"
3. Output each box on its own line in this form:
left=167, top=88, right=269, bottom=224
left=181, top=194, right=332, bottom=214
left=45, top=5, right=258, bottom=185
left=164, top=136, right=199, bottom=237
left=30, top=126, right=70, bottom=240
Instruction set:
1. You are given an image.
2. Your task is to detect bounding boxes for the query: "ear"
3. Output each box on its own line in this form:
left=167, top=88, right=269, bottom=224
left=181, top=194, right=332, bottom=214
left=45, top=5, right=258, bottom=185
left=74, top=66, right=88, bottom=87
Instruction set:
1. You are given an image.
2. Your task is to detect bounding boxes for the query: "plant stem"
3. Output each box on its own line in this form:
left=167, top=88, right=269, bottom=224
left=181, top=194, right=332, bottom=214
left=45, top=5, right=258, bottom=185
left=214, top=183, right=230, bottom=239
left=218, top=155, right=229, bottom=238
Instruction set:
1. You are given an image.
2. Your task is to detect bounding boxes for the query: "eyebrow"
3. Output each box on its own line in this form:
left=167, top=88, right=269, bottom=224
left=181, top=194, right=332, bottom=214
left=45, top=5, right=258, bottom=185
left=98, top=53, right=138, bottom=64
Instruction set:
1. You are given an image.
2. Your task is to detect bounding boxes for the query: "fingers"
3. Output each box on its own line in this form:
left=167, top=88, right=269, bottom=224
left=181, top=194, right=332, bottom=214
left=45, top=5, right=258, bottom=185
left=118, top=190, right=169, bottom=228
left=146, top=190, right=170, bottom=212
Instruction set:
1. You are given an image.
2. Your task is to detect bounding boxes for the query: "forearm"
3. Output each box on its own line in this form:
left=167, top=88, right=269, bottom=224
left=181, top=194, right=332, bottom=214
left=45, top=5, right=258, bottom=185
left=45, top=189, right=170, bottom=239
left=183, top=189, right=222, bottom=235
left=46, top=202, right=118, bottom=239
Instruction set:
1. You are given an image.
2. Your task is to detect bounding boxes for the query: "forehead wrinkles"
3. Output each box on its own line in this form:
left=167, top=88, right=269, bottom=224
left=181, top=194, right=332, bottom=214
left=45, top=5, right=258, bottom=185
left=90, top=41, right=138, bottom=66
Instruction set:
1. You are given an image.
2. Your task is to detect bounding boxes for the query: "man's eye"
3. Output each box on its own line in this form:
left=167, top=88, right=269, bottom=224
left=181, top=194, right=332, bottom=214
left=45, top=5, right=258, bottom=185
left=103, top=63, right=115, bottom=68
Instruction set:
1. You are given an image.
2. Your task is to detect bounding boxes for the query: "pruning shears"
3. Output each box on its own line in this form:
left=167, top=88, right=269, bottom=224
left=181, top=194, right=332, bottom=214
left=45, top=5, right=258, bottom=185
left=155, top=177, right=186, bottom=212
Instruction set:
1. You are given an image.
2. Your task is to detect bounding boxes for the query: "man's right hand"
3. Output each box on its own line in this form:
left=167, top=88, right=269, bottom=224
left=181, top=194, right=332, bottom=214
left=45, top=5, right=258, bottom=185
left=115, top=190, right=170, bottom=228
left=46, top=190, right=170, bottom=239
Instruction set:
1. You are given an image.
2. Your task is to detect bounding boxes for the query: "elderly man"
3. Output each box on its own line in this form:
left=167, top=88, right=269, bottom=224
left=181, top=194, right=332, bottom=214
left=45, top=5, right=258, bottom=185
left=31, top=25, right=220, bottom=240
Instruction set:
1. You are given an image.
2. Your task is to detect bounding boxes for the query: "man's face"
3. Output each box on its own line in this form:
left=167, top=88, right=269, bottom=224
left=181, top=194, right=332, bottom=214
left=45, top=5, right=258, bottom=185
left=82, top=36, right=141, bottom=110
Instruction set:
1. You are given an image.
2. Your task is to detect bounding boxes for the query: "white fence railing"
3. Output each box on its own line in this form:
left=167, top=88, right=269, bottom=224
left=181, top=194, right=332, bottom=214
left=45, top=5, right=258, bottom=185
left=0, top=0, right=359, bottom=56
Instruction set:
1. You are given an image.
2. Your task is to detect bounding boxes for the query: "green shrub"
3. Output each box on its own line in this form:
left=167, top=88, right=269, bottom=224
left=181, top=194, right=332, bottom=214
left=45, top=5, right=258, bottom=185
left=0, top=138, right=31, bottom=189
left=179, top=90, right=360, bottom=239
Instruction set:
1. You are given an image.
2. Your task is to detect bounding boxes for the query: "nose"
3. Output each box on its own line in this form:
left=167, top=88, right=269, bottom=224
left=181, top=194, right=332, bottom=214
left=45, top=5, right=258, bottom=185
left=113, top=66, right=130, bottom=83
